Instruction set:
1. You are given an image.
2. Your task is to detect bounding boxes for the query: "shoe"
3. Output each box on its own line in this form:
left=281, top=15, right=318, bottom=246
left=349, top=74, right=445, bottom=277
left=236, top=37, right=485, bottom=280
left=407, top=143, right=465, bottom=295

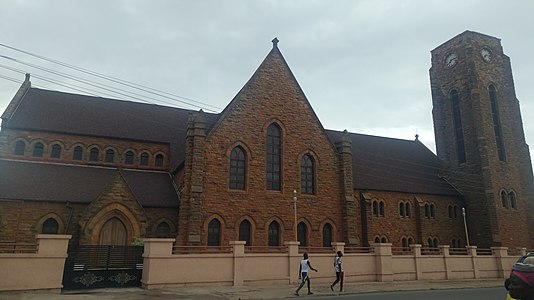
left=330, top=285, right=333, bottom=292
left=295, top=291, right=299, bottom=296
left=308, top=292, right=313, bottom=295
left=339, top=289, right=343, bottom=293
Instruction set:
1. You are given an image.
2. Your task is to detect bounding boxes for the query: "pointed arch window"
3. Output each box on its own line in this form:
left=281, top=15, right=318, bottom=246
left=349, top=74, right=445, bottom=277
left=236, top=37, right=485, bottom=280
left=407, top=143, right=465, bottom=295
left=322, top=223, right=332, bottom=247
left=14, top=140, right=25, bottom=155
left=42, top=218, right=59, bottom=234
left=50, top=144, right=61, bottom=158
left=489, top=85, right=506, bottom=161
left=73, top=146, right=83, bottom=160
left=266, top=124, right=281, bottom=191
left=297, top=222, right=307, bottom=247
left=105, top=149, right=115, bottom=163
left=89, top=147, right=99, bottom=161
left=451, top=90, right=466, bottom=164
left=207, top=219, right=221, bottom=246
left=33, top=142, right=44, bottom=157
left=379, top=201, right=385, bottom=217
left=301, top=154, right=315, bottom=194
left=239, top=220, right=251, bottom=246
left=509, top=191, right=517, bottom=209
left=268, top=221, right=280, bottom=247
left=501, top=191, right=508, bottom=208
left=230, top=146, right=246, bottom=190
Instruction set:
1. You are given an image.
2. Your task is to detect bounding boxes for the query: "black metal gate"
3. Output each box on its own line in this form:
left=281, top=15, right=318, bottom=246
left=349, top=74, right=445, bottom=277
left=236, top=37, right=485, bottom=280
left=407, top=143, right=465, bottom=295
left=62, top=245, right=143, bottom=290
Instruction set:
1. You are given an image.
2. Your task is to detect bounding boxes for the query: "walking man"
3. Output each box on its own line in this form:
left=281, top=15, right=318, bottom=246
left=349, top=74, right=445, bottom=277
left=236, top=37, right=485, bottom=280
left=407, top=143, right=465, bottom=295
left=295, top=252, right=318, bottom=296
left=330, top=250, right=343, bottom=292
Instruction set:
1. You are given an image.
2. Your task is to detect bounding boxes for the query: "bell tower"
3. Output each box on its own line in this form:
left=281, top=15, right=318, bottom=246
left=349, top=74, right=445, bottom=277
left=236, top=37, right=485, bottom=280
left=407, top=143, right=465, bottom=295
left=429, top=31, right=534, bottom=248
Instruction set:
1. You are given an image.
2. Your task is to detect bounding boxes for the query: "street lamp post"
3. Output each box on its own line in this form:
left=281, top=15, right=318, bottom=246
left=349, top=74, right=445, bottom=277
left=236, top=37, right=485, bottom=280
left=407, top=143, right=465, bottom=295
left=462, top=207, right=470, bottom=246
left=293, top=189, right=297, bottom=242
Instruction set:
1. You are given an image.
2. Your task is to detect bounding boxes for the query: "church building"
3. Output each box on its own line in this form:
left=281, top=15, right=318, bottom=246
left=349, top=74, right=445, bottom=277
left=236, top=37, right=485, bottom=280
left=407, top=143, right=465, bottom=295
left=0, top=31, right=532, bottom=249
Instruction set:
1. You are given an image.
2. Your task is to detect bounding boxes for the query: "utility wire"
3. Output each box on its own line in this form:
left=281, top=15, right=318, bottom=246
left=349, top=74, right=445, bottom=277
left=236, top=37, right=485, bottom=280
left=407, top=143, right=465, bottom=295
left=0, top=43, right=222, bottom=111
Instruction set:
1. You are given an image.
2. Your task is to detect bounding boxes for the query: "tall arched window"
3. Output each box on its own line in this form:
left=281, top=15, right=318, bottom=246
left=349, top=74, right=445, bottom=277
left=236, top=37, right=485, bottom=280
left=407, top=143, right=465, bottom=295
left=451, top=90, right=466, bottom=164
left=297, top=222, right=307, bottom=247
left=489, top=85, right=506, bottom=161
left=425, top=203, right=430, bottom=218
left=405, top=202, right=411, bottom=217
left=379, top=201, right=385, bottom=217
left=155, top=154, right=164, bottom=167
left=268, top=221, right=280, bottom=247
left=140, top=152, right=149, bottom=166
left=89, top=147, right=99, bottom=161
left=301, top=155, right=314, bottom=194
left=509, top=191, right=517, bottom=209
left=124, top=151, right=134, bottom=165
left=322, top=223, right=332, bottom=247
left=14, top=140, right=25, bottom=155
left=207, top=219, right=221, bottom=246
left=105, top=149, right=115, bottom=163
left=239, top=220, right=251, bottom=246
left=229, top=146, right=246, bottom=190
left=399, top=202, right=406, bottom=217
left=42, top=218, right=59, bottom=234
left=501, top=191, right=508, bottom=208
left=266, top=124, right=281, bottom=191
left=33, top=142, right=44, bottom=157
left=430, top=204, right=436, bottom=218
left=73, top=146, right=83, bottom=160
left=372, top=201, right=379, bottom=217
left=50, top=144, right=61, bottom=158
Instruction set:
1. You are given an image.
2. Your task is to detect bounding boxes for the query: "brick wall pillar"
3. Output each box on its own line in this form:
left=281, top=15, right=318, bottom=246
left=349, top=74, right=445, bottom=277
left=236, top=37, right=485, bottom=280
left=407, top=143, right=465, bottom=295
left=332, top=242, right=345, bottom=254
left=373, top=243, right=393, bottom=282
left=36, top=234, right=71, bottom=256
left=412, top=244, right=422, bottom=280
left=142, top=238, right=175, bottom=289
left=230, top=241, right=246, bottom=286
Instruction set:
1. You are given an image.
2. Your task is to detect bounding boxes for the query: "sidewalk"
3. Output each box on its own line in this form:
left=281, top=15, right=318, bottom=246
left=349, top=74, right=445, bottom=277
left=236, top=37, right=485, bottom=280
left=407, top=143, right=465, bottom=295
left=0, top=279, right=505, bottom=300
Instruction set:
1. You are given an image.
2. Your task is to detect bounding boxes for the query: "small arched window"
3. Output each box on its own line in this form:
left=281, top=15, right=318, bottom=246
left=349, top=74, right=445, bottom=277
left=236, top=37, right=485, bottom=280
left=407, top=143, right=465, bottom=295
left=105, top=149, right=115, bottom=163
left=155, top=154, right=164, bottom=167
left=125, top=151, right=134, bottom=165
left=372, top=201, right=379, bottom=217
left=322, top=223, right=332, bottom=247
left=454, top=206, right=458, bottom=218
left=73, top=146, right=83, bottom=160
left=89, top=147, right=99, bottom=161
left=379, top=201, right=385, bottom=217
left=140, top=152, right=149, bottom=166
left=430, top=204, right=436, bottom=218
left=301, top=154, right=314, bottom=194
left=14, top=140, right=26, bottom=155
left=229, top=146, right=246, bottom=190
left=381, top=236, right=387, bottom=243
left=448, top=205, right=453, bottom=218
left=50, top=144, right=61, bottom=158
left=425, top=203, right=430, bottom=218
left=42, top=218, right=59, bottom=234
left=156, top=222, right=171, bottom=238
left=406, top=202, right=411, bottom=217
left=33, top=142, right=44, bottom=157
left=239, top=220, right=252, bottom=246
left=509, top=192, right=517, bottom=209
left=207, top=219, right=221, bottom=246
left=501, top=191, right=508, bottom=208
left=268, top=221, right=280, bottom=247
left=374, top=236, right=380, bottom=243
left=297, top=222, right=307, bottom=247
left=399, top=202, right=405, bottom=217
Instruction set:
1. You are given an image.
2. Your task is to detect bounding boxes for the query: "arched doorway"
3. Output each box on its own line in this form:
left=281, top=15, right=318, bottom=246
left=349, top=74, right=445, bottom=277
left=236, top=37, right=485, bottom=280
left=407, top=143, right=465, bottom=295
left=99, top=217, right=127, bottom=246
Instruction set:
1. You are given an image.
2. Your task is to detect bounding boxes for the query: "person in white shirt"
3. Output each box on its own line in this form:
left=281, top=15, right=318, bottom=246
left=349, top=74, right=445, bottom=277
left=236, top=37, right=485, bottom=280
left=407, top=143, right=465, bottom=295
left=330, top=251, right=344, bottom=292
left=295, top=252, right=318, bottom=296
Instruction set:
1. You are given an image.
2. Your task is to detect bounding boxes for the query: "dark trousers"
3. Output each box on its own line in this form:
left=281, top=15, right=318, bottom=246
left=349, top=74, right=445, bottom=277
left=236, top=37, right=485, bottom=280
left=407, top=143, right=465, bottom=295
left=332, top=271, right=343, bottom=291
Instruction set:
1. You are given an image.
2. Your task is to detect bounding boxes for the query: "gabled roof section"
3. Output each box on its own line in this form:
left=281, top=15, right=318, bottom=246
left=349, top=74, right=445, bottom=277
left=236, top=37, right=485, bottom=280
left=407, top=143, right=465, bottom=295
left=326, top=130, right=461, bottom=196
left=2, top=87, right=219, bottom=169
left=208, top=38, right=331, bottom=142
left=0, top=159, right=180, bottom=208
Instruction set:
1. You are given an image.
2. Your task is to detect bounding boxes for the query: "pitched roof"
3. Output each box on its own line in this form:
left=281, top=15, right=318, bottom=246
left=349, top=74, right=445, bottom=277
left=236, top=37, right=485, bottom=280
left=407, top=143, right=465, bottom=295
left=326, top=130, right=461, bottom=196
left=2, top=88, right=219, bottom=170
left=0, top=159, right=179, bottom=207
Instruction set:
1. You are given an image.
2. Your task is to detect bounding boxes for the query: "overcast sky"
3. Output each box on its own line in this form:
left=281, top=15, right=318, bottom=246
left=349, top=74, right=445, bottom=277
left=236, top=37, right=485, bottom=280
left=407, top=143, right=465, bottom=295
left=1, top=0, right=533, bottom=163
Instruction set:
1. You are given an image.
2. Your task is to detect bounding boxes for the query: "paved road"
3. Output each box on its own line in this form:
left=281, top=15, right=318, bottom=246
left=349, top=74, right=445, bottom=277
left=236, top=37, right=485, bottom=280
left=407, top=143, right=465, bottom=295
left=309, top=287, right=506, bottom=300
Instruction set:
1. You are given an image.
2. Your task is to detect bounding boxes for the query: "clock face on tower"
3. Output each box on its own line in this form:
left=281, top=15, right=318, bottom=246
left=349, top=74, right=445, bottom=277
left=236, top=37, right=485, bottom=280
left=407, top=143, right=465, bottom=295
left=481, top=47, right=492, bottom=62
left=445, top=52, right=458, bottom=67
